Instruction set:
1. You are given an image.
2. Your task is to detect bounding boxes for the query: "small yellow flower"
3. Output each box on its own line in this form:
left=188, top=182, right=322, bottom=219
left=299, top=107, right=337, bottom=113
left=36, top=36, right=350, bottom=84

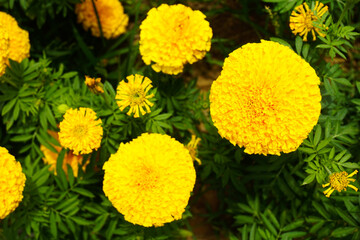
left=0, top=27, right=9, bottom=76
left=322, top=170, right=358, bottom=198
left=75, top=0, right=129, bottom=39
left=116, top=74, right=155, bottom=118
left=289, top=1, right=328, bottom=41
left=0, top=146, right=26, bottom=219
left=139, top=4, right=212, bottom=75
left=0, top=12, right=30, bottom=64
left=59, top=108, right=103, bottom=155
left=186, top=135, right=201, bottom=165
left=103, top=133, right=196, bottom=227
left=85, top=76, right=104, bottom=94
left=41, top=131, right=89, bottom=177
left=210, top=40, right=321, bottom=155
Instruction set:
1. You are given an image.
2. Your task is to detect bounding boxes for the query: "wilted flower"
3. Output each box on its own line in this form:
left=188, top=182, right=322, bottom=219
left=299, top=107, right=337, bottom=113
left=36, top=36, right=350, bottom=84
left=103, top=133, right=196, bottom=227
left=186, top=135, right=201, bottom=165
left=139, top=4, right=212, bottom=75
left=85, top=76, right=104, bottom=94
left=210, top=40, right=321, bottom=155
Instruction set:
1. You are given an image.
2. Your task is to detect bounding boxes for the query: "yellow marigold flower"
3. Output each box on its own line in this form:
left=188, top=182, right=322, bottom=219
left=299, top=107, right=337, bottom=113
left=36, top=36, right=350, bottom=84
left=322, top=170, right=358, bottom=198
left=210, top=40, right=321, bottom=155
left=59, top=108, right=103, bottom=155
left=139, top=4, right=212, bottom=75
left=0, top=27, right=9, bottom=76
left=41, top=131, right=89, bottom=177
left=289, top=1, right=328, bottom=41
left=0, top=12, right=30, bottom=64
left=186, top=135, right=201, bottom=165
left=103, top=133, right=196, bottom=227
left=0, top=146, right=26, bottom=219
left=75, top=0, right=129, bottom=39
left=116, top=74, right=155, bottom=118
left=85, top=75, right=104, bottom=94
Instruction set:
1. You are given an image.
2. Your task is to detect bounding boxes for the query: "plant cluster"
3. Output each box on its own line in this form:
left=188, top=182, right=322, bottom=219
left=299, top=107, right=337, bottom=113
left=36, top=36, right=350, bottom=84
left=0, top=0, right=359, bottom=239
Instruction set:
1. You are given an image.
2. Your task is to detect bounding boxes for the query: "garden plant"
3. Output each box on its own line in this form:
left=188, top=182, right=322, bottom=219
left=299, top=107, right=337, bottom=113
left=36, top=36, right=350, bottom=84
left=0, top=0, right=360, bottom=239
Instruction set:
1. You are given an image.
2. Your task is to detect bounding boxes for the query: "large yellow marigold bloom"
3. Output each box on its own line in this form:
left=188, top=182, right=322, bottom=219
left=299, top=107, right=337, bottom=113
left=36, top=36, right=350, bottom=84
left=0, top=12, right=30, bottom=64
left=210, top=40, right=321, bottom=155
left=0, top=27, right=9, bottom=76
left=59, top=108, right=103, bottom=155
left=139, top=4, right=212, bottom=75
left=290, top=1, right=328, bottom=41
left=75, top=0, right=129, bottom=39
left=116, top=74, right=155, bottom=118
left=103, top=133, right=196, bottom=227
left=41, top=131, right=88, bottom=177
left=0, top=146, right=26, bottom=219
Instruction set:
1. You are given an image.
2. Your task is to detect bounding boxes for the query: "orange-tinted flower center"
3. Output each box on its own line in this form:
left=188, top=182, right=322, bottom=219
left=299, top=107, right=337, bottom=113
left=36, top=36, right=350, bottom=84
left=135, top=166, right=159, bottom=190
left=73, top=124, right=88, bottom=139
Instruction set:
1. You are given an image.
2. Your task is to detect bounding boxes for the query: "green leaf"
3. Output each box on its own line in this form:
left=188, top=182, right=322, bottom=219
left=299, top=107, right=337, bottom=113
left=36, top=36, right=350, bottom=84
left=50, top=211, right=58, bottom=239
left=302, top=44, right=310, bottom=59
left=250, top=223, right=257, bottom=240
left=266, top=209, right=280, bottom=230
left=312, top=202, right=330, bottom=220
left=72, top=187, right=95, bottom=198
left=56, top=149, right=68, bottom=190
left=154, top=113, right=172, bottom=120
left=106, top=219, right=118, bottom=240
left=281, top=231, right=306, bottom=238
left=314, top=125, right=322, bottom=146
left=298, top=147, right=316, bottom=154
left=11, top=134, right=33, bottom=142
left=235, top=215, right=254, bottom=224
left=331, top=227, right=357, bottom=238
left=317, top=138, right=332, bottom=151
left=340, top=162, right=360, bottom=169
left=93, top=214, right=109, bottom=232
left=260, top=213, right=277, bottom=236
left=295, top=36, right=303, bottom=55
left=67, top=165, right=75, bottom=187
left=335, top=208, right=357, bottom=226
left=282, top=219, right=304, bottom=232
left=242, top=224, right=248, bottom=240
left=270, top=37, right=293, bottom=49
left=71, top=216, right=92, bottom=226
left=302, top=174, right=315, bottom=185
left=2, top=98, right=17, bottom=116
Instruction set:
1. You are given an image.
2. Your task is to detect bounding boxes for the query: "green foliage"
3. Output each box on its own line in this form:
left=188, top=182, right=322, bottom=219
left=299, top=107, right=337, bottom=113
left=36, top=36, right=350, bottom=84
left=0, top=0, right=360, bottom=239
